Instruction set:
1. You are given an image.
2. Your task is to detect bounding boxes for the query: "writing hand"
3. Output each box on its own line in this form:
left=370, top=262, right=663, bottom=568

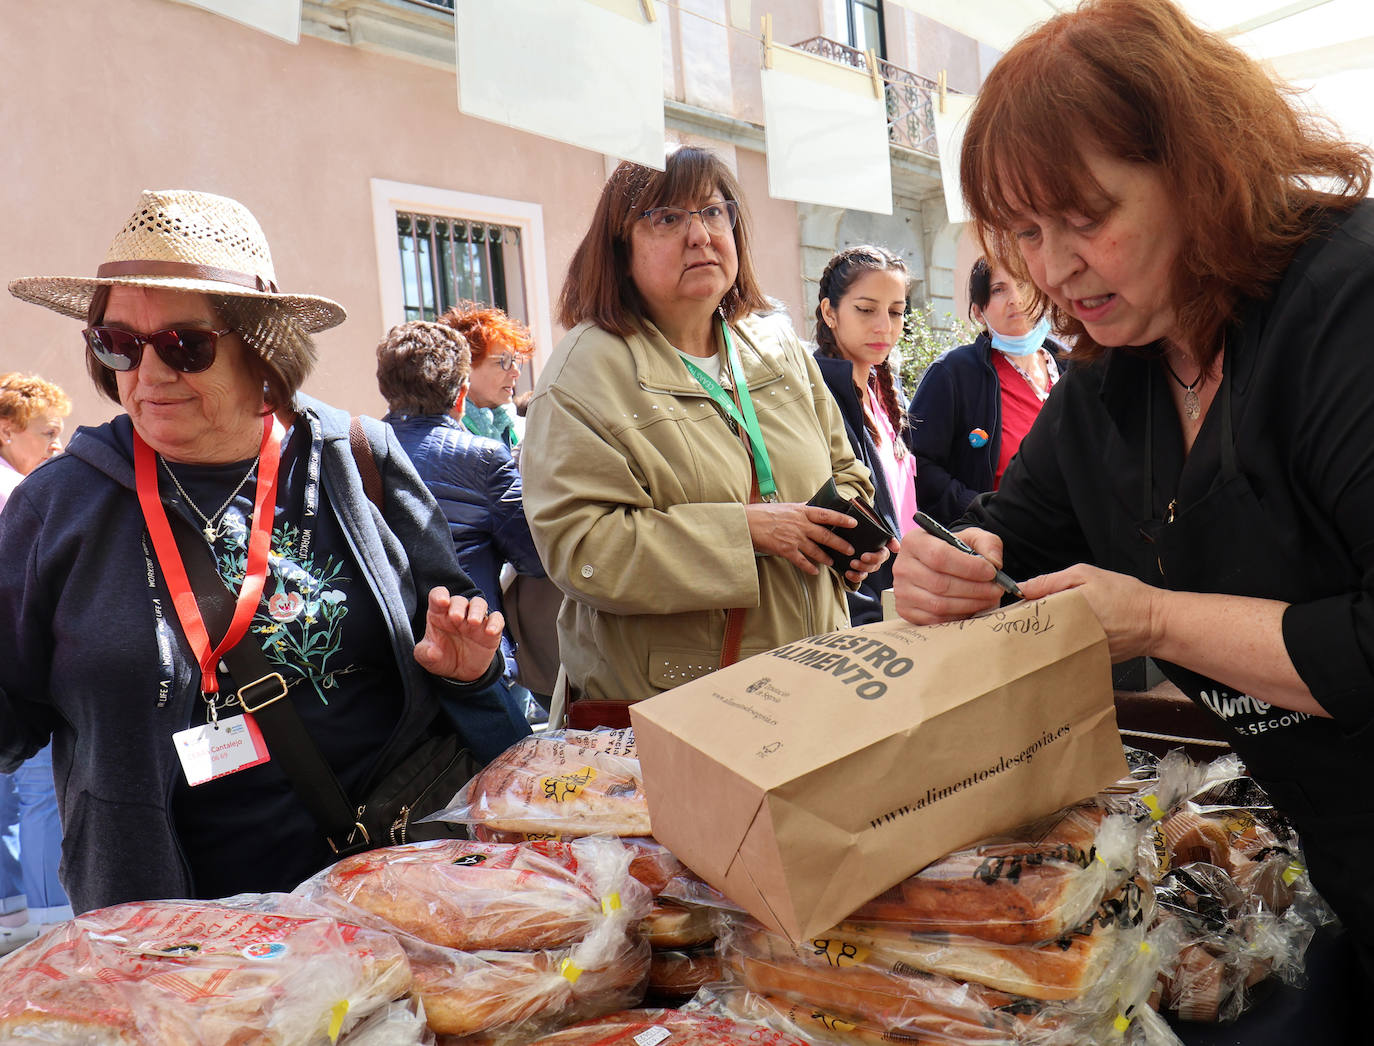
left=893, top=526, right=1006, bottom=623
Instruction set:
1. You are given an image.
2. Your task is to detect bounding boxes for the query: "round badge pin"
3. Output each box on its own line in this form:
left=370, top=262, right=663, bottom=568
left=968, top=428, right=989, bottom=448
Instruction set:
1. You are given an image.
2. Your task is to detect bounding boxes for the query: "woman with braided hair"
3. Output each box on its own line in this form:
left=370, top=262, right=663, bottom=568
left=814, top=244, right=916, bottom=622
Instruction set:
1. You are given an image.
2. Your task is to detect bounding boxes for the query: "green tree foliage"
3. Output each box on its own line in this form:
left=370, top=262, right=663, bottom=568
left=896, top=301, right=976, bottom=392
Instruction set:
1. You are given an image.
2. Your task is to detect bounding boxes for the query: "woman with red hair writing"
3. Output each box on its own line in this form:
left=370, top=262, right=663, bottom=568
left=895, top=0, right=1374, bottom=1000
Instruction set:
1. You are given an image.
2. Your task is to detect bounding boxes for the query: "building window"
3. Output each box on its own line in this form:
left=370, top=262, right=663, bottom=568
left=397, top=213, right=523, bottom=321
left=371, top=179, right=554, bottom=369
left=846, top=0, right=885, bottom=59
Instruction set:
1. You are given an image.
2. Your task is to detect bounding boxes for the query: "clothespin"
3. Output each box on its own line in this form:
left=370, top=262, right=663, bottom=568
left=938, top=69, right=948, bottom=114
left=762, top=13, right=773, bottom=69
left=640, top=0, right=656, bottom=21
left=865, top=49, right=882, bottom=98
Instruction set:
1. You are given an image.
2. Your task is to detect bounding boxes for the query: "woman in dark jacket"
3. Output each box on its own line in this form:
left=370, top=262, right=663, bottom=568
left=377, top=320, right=545, bottom=725
left=814, top=245, right=915, bottom=622
left=907, top=258, right=1062, bottom=525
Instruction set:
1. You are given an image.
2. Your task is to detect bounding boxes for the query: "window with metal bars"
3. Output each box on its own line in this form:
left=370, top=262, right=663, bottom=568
left=396, top=212, right=525, bottom=322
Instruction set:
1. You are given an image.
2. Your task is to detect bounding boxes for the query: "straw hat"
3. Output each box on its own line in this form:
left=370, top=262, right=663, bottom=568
left=9, top=189, right=346, bottom=334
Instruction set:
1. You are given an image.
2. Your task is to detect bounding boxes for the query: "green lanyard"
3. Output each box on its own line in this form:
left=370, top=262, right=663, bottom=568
left=679, top=318, right=778, bottom=501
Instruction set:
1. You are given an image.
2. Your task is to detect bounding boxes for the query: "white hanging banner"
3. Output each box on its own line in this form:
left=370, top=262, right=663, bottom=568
left=729, top=0, right=751, bottom=30
left=456, top=0, right=666, bottom=169
left=760, top=45, right=893, bottom=215
left=933, top=91, right=976, bottom=225
left=887, top=0, right=1063, bottom=52
left=173, top=0, right=301, bottom=44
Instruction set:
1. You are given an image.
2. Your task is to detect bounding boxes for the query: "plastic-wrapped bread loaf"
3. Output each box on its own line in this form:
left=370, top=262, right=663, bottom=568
left=442, top=729, right=651, bottom=839
left=847, top=808, right=1140, bottom=946
left=834, top=877, right=1156, bottom=1001
left=0, top=899, right=411, bottom=1045
left=646, top=946, right=722, bottom=998
left=641, top=900, right=717, bottom=949
left=412, top=946, right=650, bottom=1038
left=719, top=917, right=1177, bottom=1046
left=319, top=838, right=617, bottom=951
left=296, top=837, right=653, bottom=1041
left=721, top=926, right=1023, bottom=1044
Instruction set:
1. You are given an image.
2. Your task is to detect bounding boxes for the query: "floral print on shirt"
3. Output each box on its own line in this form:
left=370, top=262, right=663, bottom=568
left=214, top=514, right=357, bottom=704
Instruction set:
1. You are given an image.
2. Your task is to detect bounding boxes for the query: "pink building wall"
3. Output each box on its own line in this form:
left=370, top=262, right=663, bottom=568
left=1, top=0, right=803, bottom=432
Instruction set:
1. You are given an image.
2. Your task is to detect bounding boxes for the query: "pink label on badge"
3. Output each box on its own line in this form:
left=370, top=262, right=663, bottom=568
left=173, top=713, right=272, bottom=786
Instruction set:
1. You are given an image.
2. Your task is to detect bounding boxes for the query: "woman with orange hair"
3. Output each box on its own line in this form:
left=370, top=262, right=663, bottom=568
left=440, top=302, right=534, bottom=451
left=893, top=0, right=1374, bottom=995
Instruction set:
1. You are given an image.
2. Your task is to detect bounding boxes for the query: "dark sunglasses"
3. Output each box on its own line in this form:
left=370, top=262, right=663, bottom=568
left=83, top=326, right=232, bottom=374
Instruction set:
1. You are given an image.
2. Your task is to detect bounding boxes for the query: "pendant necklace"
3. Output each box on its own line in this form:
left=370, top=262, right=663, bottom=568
left=1161, top=353, right=1204, bottom=421
left=161, top=454, right=261, bottom=543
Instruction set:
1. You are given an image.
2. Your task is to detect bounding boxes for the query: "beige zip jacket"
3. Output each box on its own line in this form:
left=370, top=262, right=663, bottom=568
left=521, top=313, right=874, bottom=702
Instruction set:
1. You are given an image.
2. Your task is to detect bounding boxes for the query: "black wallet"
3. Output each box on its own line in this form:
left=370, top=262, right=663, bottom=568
left=806, top=478, right=897, bottom=574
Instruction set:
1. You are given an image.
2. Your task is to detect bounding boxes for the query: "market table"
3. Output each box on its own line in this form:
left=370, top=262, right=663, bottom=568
left=1113, top=665, right=1234, bottom=761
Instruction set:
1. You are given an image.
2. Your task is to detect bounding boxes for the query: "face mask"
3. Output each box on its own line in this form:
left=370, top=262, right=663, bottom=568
left=988, top=314, right=1051, bottom=357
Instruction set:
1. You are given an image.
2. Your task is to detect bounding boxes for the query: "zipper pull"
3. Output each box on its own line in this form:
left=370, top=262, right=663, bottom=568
left=390, top=805, right=411, bottom=846
left=1165, top=499, right=1177, bottom=525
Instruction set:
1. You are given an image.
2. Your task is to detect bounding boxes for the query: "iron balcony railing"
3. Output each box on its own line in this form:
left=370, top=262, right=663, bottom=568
left=792, top=36, right=947, bottom=157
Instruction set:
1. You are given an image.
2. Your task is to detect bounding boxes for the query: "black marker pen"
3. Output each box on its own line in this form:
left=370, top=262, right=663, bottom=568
left=912, top=511, right=1025, bottom=601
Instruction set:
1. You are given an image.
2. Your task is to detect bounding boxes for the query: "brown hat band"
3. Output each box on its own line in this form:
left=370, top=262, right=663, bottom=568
left=96, top=259, right=279, bottom=294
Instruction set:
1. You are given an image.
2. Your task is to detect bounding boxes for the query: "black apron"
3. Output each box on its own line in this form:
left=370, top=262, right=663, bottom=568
left=1137, top=345, right=1374, bottom=991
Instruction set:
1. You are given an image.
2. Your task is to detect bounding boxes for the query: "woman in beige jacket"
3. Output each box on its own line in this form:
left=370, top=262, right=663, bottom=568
left=522, top=147, right=892, bottom=718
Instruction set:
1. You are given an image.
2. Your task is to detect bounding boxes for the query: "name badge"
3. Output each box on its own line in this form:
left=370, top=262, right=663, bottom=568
left=173, top=713, right=271, bottom=786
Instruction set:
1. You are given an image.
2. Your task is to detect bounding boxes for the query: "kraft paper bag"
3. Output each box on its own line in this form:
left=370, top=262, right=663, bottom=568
left=630, top=590, right=1126, bottom=942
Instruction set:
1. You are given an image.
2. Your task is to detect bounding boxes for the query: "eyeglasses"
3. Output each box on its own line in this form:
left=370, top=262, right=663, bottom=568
left=490, top=352, right=521, bottom=371
left=639, top=200, right=739, bottom=237
left=83, top=326, right=231, bottom=374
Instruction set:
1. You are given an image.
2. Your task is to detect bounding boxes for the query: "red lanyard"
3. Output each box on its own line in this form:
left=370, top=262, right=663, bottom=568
left=134, top=416, right=283, bottom=696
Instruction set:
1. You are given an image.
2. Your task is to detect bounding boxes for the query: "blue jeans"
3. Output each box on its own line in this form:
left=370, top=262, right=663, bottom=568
left=0, top=773, right=20, bottom=915
left=9, top=746, right=71, bottom=922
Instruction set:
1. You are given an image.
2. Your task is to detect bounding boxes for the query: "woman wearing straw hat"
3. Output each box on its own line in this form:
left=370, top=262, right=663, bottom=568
left=0, top=189, right=519, bottom=913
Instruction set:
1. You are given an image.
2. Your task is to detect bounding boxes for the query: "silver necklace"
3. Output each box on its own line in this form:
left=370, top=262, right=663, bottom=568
left=161, top=454, right=260, bottom=543
left=1161, top=353, right=1205, bottom=421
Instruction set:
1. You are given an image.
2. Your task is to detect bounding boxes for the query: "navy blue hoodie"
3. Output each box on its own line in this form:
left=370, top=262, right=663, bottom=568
left=0, top=397, right=507, bottom=912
